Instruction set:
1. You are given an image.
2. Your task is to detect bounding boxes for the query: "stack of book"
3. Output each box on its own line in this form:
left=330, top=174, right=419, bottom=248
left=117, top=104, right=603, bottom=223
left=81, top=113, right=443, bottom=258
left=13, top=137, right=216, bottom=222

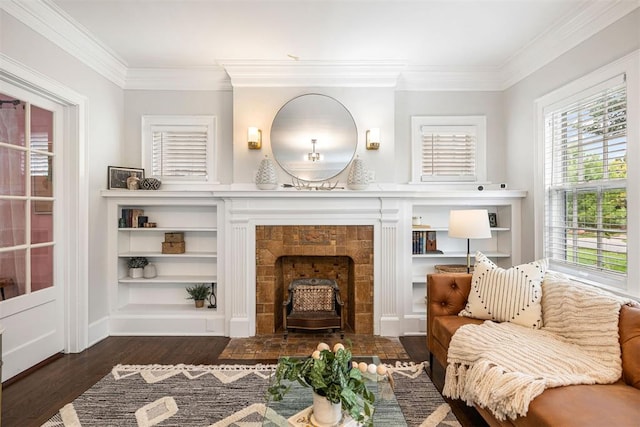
left=120, top=208, right=146, bottom=228
left=412, top=228, right=442, bottom=254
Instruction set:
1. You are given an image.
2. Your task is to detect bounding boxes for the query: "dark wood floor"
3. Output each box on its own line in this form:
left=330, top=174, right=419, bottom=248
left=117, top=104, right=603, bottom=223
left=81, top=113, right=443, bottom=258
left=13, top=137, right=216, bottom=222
left=2, top=335, right=485, bottom=427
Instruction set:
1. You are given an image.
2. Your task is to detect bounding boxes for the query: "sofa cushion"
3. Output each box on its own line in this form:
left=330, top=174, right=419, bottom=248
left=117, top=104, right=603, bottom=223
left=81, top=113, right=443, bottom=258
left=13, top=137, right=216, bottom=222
left=620, top=304, right=640, bottom=389
left=509, top=381, right=640, bottom=427
left=459, top=252, right=548, bottom=328
left=433, top=315, right=484, bottom=356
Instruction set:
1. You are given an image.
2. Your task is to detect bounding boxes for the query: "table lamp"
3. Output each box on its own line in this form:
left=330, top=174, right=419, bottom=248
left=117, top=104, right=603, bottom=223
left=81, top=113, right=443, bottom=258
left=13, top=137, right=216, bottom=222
left=448, top=209, right=492, bottom=273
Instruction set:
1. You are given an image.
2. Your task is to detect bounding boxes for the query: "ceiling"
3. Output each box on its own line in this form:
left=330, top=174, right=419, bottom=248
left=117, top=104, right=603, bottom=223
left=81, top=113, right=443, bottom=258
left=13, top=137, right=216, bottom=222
left=9, top=0, right=640, bottom=89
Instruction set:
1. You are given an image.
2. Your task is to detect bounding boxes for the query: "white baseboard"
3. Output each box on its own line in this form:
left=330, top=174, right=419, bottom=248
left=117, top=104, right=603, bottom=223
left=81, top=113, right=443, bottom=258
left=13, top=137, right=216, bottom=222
left=87, top=316, right=109, bottom=348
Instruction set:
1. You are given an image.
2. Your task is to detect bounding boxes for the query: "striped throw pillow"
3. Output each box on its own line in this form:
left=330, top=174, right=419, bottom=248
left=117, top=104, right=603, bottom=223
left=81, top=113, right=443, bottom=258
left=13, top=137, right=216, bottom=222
left=459, top=252, right=548, bottom=328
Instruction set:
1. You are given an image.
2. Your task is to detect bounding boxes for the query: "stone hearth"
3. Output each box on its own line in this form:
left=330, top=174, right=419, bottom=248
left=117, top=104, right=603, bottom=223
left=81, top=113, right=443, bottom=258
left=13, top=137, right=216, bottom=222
left=255, top=225, right=373, bottom=335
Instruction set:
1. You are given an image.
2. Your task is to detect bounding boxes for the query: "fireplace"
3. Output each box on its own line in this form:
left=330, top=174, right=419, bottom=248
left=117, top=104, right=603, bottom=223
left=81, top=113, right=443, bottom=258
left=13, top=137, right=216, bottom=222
left=256, top=225, right=374, bottom=335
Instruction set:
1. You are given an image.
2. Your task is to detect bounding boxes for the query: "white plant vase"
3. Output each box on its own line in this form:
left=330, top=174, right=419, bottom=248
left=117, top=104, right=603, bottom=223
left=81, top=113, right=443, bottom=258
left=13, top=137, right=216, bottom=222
left=312, top=391, right=342, bottom=426
left=256, top=155, right=278, bottom=190
left=347, top=156, right=369, bottom=190
left=143, top=264, right=157, bottom=279
left=129, top=268, right=143, bottom=279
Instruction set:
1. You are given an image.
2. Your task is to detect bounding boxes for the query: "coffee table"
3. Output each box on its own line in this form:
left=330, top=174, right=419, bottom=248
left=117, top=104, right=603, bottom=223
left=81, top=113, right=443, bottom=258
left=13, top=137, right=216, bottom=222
left=262, top=356, right=407, bottom=426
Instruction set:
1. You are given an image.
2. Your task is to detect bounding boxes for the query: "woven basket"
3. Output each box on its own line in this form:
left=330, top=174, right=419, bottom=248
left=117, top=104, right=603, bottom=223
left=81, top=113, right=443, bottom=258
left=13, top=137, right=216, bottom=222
left=434, top=264, right=473, bottom=273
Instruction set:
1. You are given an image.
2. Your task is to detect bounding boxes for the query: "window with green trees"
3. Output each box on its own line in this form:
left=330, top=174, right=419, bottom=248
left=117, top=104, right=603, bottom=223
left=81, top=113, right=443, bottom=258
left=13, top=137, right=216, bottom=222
left=544, top=75, right=627, bottom=280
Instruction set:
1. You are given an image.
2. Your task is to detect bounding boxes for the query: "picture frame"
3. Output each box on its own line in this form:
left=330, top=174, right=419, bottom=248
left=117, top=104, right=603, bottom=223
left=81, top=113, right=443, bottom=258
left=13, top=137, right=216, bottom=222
left=108, top=166, right=144, bottom=190
left=488, top=212, right=498, bottom=228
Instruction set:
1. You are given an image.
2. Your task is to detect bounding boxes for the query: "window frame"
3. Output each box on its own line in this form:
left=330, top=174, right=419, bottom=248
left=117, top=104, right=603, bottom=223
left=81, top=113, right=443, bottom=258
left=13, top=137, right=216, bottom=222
left=534, top=51, right=639, bottom=295
left=141, top=115, right=217, bottom=187
left=410, top=115, right=486, bottom=184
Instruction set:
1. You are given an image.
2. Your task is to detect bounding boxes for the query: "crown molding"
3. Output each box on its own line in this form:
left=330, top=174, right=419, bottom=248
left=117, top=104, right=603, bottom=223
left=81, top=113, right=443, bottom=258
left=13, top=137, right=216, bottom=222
left=1, top=0, right=128, bottom=88
left=397, top=66, right=503, bottom=91
left=500, top=0, right=640, bottom=90
left=125, top=67, right=232, bottom=91
left=220, top=60, right=406, bottom=88
left=2, top=0, right=638, bottom=91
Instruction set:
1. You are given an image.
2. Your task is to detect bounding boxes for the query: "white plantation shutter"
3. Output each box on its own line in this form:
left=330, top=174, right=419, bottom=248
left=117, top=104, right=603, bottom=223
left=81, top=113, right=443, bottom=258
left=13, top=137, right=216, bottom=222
left=142, top=115, right=216, bottom=185
left=152, top=125, right=208, bottom=180
left=421, top=126, right=476, bottom=180
left=411, top=116, right=485, bottom=183
left=543, top=74, right=627, bottom=284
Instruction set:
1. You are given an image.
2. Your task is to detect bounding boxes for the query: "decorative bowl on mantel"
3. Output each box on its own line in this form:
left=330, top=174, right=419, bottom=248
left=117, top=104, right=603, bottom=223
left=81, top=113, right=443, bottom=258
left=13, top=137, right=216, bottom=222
left=139, top=177, right=161, bottom=190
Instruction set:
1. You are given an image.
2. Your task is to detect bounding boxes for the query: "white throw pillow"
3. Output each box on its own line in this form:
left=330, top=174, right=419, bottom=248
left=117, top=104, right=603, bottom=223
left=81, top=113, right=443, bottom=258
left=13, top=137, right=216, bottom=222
left=459, top=252, right=548, bottom=328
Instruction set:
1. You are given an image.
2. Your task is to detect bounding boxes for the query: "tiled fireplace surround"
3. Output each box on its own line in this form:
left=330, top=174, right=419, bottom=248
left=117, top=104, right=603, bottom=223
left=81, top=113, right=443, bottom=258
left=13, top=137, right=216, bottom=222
left=224, top=193, right=404, bottom=338
left=255, top=225, right=374, bottom=335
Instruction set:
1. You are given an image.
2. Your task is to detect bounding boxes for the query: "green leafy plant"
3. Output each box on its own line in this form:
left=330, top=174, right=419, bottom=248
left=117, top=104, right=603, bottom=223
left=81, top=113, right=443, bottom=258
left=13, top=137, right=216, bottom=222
left=185, top=283, right=211, bottom=301
left=127, top=257, right=148, bottom=269
left=267, top=345, right=375, bottom=426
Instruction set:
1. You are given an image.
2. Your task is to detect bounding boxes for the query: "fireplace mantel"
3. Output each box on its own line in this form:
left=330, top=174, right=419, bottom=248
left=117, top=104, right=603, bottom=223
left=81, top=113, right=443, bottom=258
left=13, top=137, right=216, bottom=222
left=219, top=187, right=526, bottom=337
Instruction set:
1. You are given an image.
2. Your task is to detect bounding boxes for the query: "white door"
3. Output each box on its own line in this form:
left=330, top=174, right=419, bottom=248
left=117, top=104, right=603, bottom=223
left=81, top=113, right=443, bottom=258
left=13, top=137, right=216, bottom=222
left=0, top=87, right=65, bottom=381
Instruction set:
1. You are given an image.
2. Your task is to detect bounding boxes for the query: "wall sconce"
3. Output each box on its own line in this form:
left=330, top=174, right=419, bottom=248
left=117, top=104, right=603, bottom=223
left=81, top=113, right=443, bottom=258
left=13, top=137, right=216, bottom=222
left=366, top=128, right=380, bottom=150
left=248, top=127, right=262, bottom=150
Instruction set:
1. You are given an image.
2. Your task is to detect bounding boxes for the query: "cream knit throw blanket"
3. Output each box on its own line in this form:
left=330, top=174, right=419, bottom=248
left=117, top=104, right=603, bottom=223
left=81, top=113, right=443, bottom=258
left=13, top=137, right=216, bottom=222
left=443, top=272, right=635, bottom=421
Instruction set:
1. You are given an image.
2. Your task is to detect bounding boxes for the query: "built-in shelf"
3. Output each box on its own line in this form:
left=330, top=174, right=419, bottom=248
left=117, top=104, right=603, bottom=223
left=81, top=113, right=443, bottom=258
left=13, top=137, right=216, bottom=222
left=407, top=200, right=521, bottom=335
left=118, top=227, right=217, bottom=232
left=114, top=303, right=221, bottom=316
left=106, top=196, right=221, bottom=335
left=412, top=251, right=510, bottom=258
left=412, top=226, right=510, bottom=232
left=118, top=251, right=217, bottom=258
left=119, top=275, right=217, bottom=284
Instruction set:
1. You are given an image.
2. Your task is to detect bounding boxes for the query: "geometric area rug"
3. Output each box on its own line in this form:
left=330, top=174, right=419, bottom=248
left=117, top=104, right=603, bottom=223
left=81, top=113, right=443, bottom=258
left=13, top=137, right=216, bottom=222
left=42, top=362, right=460, bottom=427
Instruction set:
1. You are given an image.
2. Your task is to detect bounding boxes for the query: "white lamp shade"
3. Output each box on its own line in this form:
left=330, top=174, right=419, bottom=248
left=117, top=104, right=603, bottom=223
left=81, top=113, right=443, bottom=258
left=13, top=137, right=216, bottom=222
left=448, top=209, right=492, bottom=239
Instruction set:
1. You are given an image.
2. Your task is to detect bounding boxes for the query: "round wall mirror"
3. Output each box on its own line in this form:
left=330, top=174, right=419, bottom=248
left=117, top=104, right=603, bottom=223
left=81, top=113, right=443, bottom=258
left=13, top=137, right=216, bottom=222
left=271, top=94, right=357, bottom=182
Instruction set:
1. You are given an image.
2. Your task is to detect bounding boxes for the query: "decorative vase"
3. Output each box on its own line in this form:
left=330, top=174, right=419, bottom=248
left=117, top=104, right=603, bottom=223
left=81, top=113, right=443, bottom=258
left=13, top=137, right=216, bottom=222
left=129, top=267, right=143, bottom=279
left=256, top=155, right=278, bottom=190
left=347, top=156, right=370, bottom=190
left=312, top=391, right=342, bottom=426
left=194, top=299, right=205, bottom=308
left=143, top=264, right=157, bottom=279
left=126, top=175, right=140, bottom=190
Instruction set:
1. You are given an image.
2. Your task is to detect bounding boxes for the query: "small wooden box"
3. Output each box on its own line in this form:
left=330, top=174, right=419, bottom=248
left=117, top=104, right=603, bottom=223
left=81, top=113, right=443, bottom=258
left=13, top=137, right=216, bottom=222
left=162, top=241, right=185, bottom=254
left=164, top=232, right=184, bottom=243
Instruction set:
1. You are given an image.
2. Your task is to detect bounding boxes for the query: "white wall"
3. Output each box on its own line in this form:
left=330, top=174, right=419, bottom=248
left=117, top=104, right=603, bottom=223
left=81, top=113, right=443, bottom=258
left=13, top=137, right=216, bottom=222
left=123, top=90, right=234, bottom=184
left=231, top=87, right=395, bottom=184
left=394, top=91, right=506, bottom=184
left=0, top=11, right=123, bottom=328
left=504, top=9, right=640, bottom=263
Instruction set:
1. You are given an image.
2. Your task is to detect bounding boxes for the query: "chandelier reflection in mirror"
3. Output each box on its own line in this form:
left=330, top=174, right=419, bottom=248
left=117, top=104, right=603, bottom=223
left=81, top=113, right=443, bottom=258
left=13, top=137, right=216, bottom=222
left=307, top=139, right=321, bottom=162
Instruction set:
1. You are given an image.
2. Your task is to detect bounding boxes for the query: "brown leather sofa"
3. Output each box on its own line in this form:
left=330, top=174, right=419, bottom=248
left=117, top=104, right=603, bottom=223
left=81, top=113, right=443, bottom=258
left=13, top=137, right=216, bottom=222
left=427, top=273, right=640, bottom=427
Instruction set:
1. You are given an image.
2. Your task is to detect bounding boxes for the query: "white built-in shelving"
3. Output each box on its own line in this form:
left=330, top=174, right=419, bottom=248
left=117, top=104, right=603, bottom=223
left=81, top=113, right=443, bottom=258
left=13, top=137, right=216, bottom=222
left=404, top=197, right=523, bottom=335
left=103, top=191, right=224, bottom=336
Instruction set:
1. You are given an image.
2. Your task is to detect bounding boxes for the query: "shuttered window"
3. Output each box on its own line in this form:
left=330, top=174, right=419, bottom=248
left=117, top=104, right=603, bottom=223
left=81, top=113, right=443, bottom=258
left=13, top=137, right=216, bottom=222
left=151, top=125, right=208, bottom=180
left=411, top=116, right=486, bottom=183
left=420, top=126, right=476, bottom=179
left=142, top=116, right=216, bottom=185
left=543, top=74, right=627, bottom=284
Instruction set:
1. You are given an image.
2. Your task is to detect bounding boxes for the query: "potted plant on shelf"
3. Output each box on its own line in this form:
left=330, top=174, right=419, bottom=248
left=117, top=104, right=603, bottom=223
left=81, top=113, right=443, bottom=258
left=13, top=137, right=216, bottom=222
left=127, top=257, right=148, bottom=279
left=186, top=283, right=211, bottom=308
left=267, top=342, right=379, bottom=426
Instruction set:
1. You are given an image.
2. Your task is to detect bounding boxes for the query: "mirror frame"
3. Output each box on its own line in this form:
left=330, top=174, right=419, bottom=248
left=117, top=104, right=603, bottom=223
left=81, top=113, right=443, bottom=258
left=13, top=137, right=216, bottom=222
left=270, top=94, right=358, bottom=182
